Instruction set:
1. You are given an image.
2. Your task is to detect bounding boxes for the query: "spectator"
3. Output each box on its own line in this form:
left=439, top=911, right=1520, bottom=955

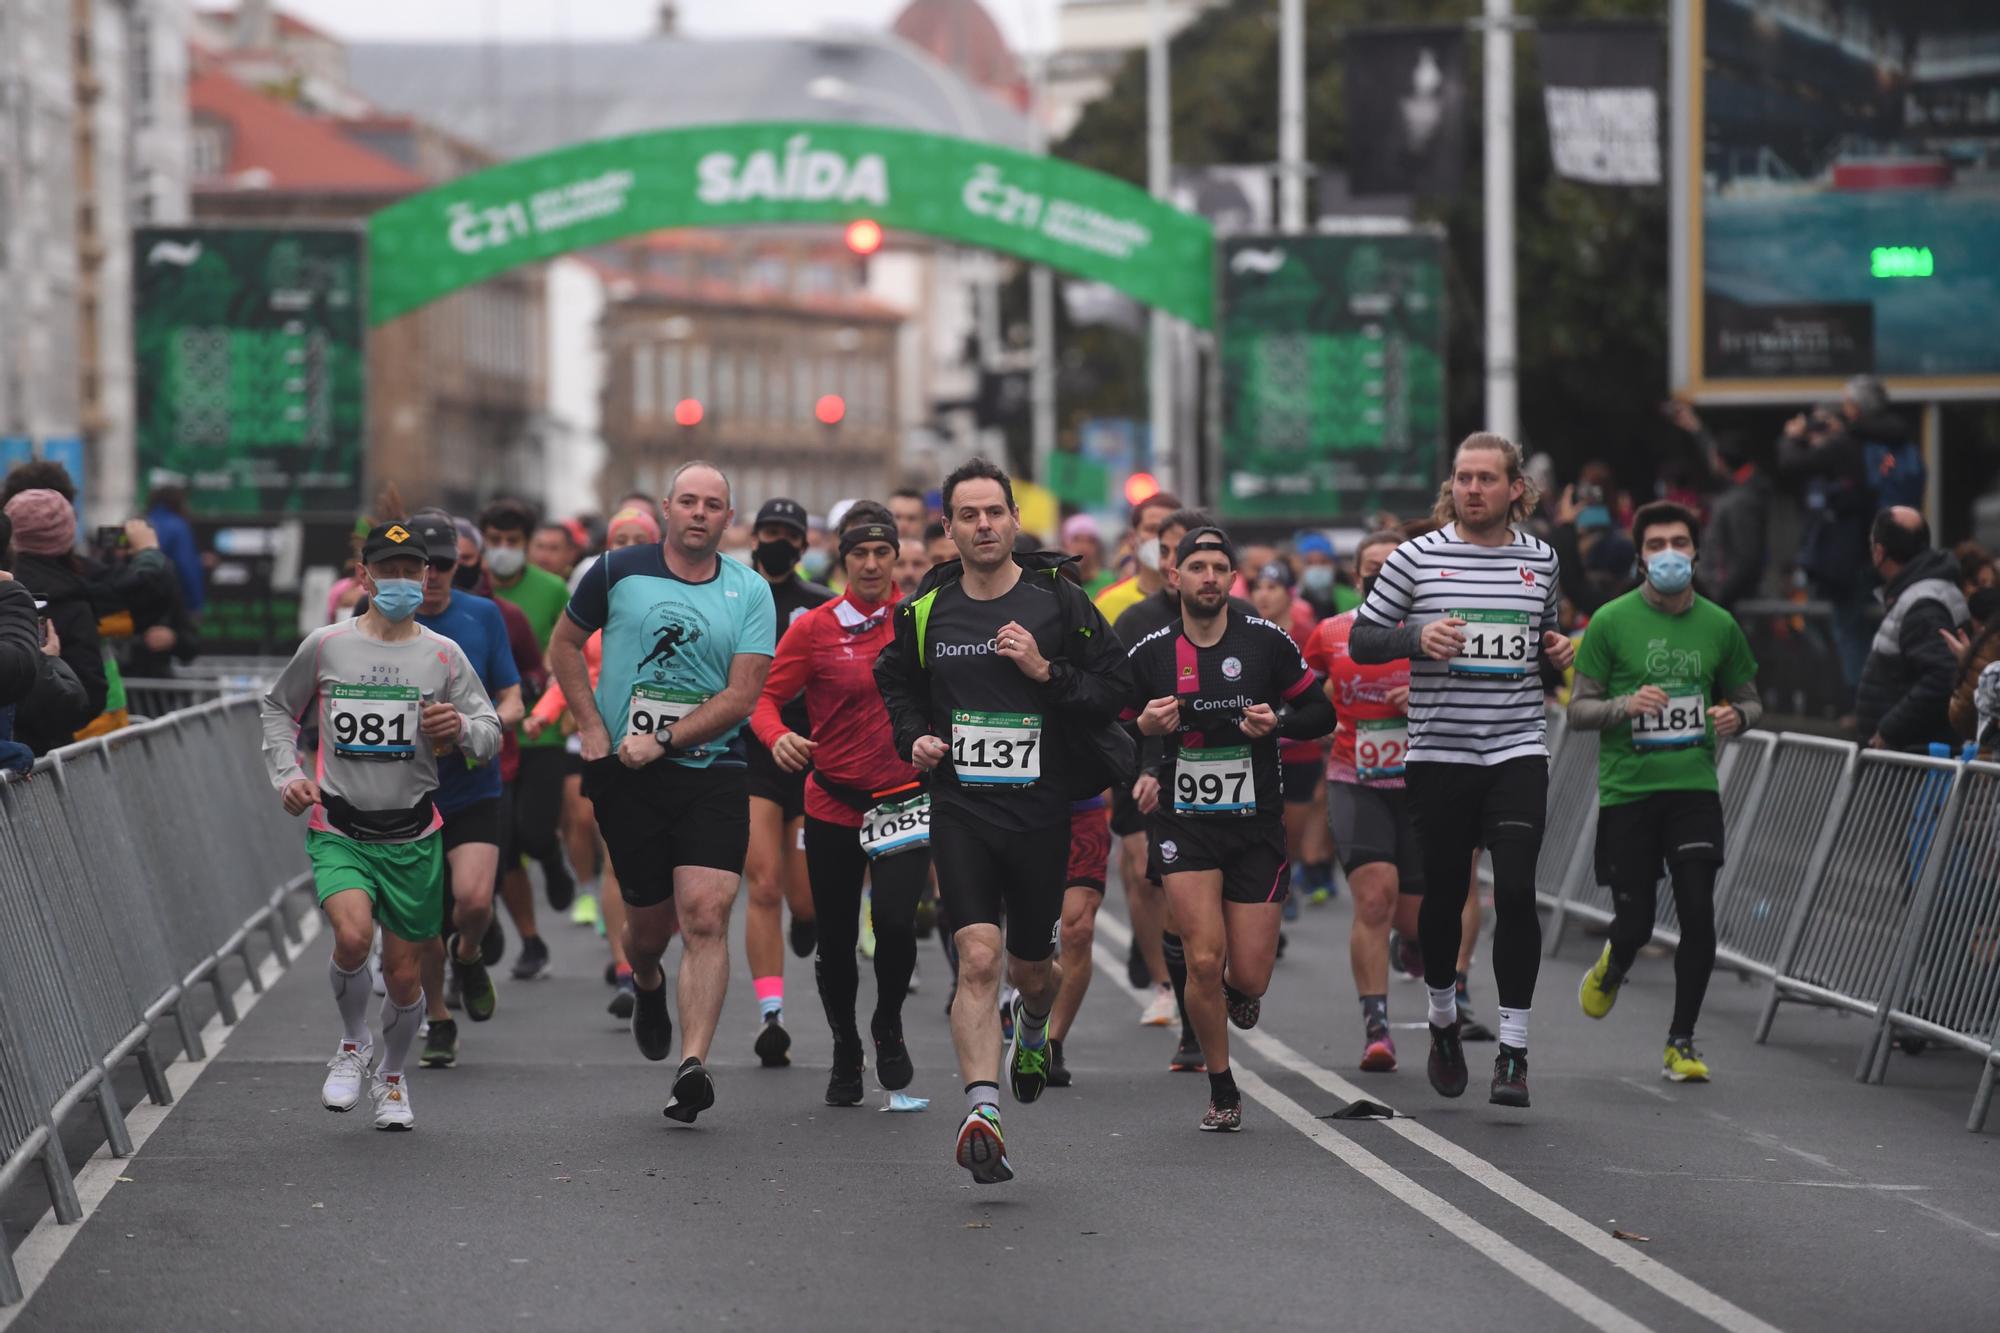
left=1975, top=657, right=2000, bottom=759
left=1944, top=587, right=2000, bottom=750
left=1295, top=532, right=1342, bottom=618
left=2, top=488, right=105, bottom=752
left=924, top=519, right=955, bottom=568
left=1670, top=404, right=1775, bottom=613
left=1061, top=513, right=1114, bottom=597
left=0, top=518, right=86, bottom=773
left=1855, top=507, right=1968, bottom=752
left=145, top=476, right=206, bottom=616
left=1952, top=540, right=1996, bottom=601
left=1779, top=400, right=1876, bottom=687
left=1549, top=479, right=1637, bottom=617
left=1842, top=374, right=1926, bottom=512
left=888, top=487, right=929, bottom=542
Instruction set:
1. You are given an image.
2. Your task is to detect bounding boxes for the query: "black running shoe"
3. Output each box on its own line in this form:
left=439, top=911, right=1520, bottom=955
left=1045, top=1037, right=1071, bottom=1088
left=480, top=917, right=505, bottom=967
left=632, top=978, right=673, bottom=1062
left=788, top=915, right=817, bottom=959
left=1223, top=981, right=1261, bottom=1031
left=1489, top=1044, right=1530, bottom=1108
left=1427, top=1020, right=1469, bottom=1098
left=452, top=951, right=497, bottom=1023
left=1169, top=1028, right=1206, bottom=1073
left=663, top=1059, right=715, bottom=1123
left=420, top=1017, right=458, bottom=1069
left=754, top=1014, right=791, bottom=1068
left=826, top=1040, right=866, bottom=1107
left=543, top=858, right=576, bottom=913
left=1275, top=929, right=1288, bottom=961
left=511, top=934, right=550, bottom=981
left=872, top=1017, right=913, bottom=1091
left=1125, top=940, right=1150, bottom=991
left=1457, top=999, right=1497, bottom=1043
left=1007, top=1000, right=1050, bottom=1104
left=604, top=961, right=618, bottom=987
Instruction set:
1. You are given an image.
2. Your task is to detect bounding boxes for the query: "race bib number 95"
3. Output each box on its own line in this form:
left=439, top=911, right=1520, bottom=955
left=951, top=710, right=1041, bottom=786
left=629, top=685, right=708, bottom=751
left=328, top=684, right=419, bottom=762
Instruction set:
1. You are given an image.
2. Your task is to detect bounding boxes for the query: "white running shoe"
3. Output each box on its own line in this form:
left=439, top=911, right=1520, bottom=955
left=370, top=1073, right=415, bottom=1130
left=1140, top=984, right=1177, bottom=1027
left=321, top=1041, right=373, bottom=1112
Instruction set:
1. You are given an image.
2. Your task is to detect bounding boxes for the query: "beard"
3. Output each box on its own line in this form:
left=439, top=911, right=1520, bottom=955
left=1182, top=587, right=1228, bottom=621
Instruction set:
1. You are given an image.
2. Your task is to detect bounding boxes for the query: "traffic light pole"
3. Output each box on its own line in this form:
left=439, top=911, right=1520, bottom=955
left=1029, top=52, right=1057, bottom=492
left=1483, top=0, right=1519, bottom=442
left=1146, top=0, right=1178, bottom=496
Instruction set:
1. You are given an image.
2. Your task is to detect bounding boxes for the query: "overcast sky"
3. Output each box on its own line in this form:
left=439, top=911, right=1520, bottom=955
left=201, top=1, right=1055, bottom=54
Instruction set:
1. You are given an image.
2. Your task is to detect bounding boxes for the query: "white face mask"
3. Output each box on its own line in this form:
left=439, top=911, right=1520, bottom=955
left=486, top=545, right=526, bottom=579
left=1136, top=538, right=1163, bottom=573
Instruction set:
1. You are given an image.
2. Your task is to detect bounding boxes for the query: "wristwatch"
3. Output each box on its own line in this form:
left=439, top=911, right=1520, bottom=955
left=658, top=726, right=676, bottom=754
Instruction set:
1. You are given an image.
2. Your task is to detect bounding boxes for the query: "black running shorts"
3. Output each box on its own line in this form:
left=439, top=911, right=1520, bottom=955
left=1594, top=789, right=1726, bottom=888
left=1146, top=813, right=1290, bottom=905
left=439, top=797, right=502, bottom=854
left=1280, top=759, right=1323, bottom=807
left=745, top=733, right=807, bottom=822
left=1327, top=781, right=1426, bottom=894
left=929, top=803, right=1068, bottom=962
left=583, top=759, right=750, bottom=907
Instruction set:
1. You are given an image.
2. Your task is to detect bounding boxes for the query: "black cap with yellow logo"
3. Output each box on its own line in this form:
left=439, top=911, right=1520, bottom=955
left=361, top=521, right=425, bottom=564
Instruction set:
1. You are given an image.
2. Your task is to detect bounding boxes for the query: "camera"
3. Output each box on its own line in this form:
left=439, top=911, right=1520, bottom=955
left=93, top=525, right=129, bottom=560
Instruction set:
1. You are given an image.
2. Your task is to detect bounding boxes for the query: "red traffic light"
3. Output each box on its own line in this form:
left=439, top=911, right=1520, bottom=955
left=844, top=219, right=884, bottom=256
left=1124, top=471, right=1160, bottom=505
left=815, top=394, right=847, bottom=426
left=673, top=398, right=704, bottom=428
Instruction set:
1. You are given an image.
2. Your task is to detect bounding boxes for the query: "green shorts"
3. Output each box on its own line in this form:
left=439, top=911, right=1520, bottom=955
left=307, top=830, right=445, bottom=943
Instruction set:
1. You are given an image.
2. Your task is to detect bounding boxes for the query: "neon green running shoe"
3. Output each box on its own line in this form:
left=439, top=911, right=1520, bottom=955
left=1578, top=942, right=1622, bottom=1020
left=1663, top=1037, right=1711, bottom=1083
left=1008, top=999, right=1050, bottom=1103
left=570, top=892, right=600, bottom=928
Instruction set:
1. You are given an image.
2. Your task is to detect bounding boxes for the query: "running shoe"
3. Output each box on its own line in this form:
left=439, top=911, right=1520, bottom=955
left=632, top=978, right=673, bottom=1062
left=452, top=949, right=497, bottom=1023
left=1222, top=981, right=1261, bottom=1031
left=370, top=1072, right=415, bottom=1131
left=954, top=1107, right=1014, bottom=1184
left=663, top=1059, right=715, bottom=1124
left=1426, top=1020, right=1469, bottom=1098
left=607, top=973, right=636, bottom=1020
left=1140, top=984, right=1177, bottom=1026
left=1045, top=1037, right=1071, bottom=1089
left=1309, top=885, right=1332, bottom=906
left=511, top=934, right=551, bottom=981
left=1578, top=942, right=1623, bottom=1020
left=1361, top=1028, right=1398, bottom=1073
left=873, top=1017, right=914, bottom=1091
left=754, top=1014, right=792, bottom=1068
left=570, top=893, right=600, bottom=928
left=1199, top=1099, right=1243, bottom=1132
left=1390, top=931, right=1425, bottom=981
left=420, top=1019, right=459, bottom=1069
left=1125, top=940, right=1150, bottom=991
left=1275, top=929, right=1288, bottom=961
left=788, top=915, right=816, bottom=959
left=1281, top=892, right=1300, bottom=922
left=1169, top=1029, right=1206, bottom=1073
left=442, top=973, right=463, bottom=1012
left=480, top=917, right=505, bottom=967
left=913, top=896, right=936, bottom=939
left=604, top=961, right=619, bottom=987
left=1007, top=1000, right=1050, bottom=1103
left=999, top=986, right=1018, bottom=1041
left=1662, top=1037, right=1710, bottom=1083
left=1489, top=1044, right=1530, bottom=1108
left=543, top=859, right=576, bottom=913
left=1457, top=997, right=1497, bottom=1043
left=321, top=1040, right=372, bottom=1112
left=826, top=1040, right=866, bottom=1107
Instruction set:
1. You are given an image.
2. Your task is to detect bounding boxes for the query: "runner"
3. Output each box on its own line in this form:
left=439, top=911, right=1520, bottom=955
left=1303, top=530, right=1424, bottom=1071
left=740, top=497, right=835, bottom=1068
left=1248, top=559, right=1333, bottom=910
left=547, top=462, right=776, bottom=1125
left=1350, top=433, right=1574, bottom=1109
left=894, top=538, right=930, bottom=600
left=404, top=513, right=522, bottom=1069
left=479, top=497, right=576, bottom=980
left=1568, top=501, right=1761, bottom=1082
left=1044, top=792, right=1111, bottom=1088
left=260, top=521, right=501, bottom=1130
left=1125, top=526, right=1333, bottom=1130
left=876, top=457, right=1133, bottom=1184
left=888, top=487, right=930, bottom=542
left=752, top=503, right=928, bottom=1106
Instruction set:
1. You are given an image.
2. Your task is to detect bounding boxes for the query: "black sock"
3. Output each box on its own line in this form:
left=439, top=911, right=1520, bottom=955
left=1360, top=994, right=1389, bottom=1033
left=1208, top=1068, right=1239, bottom=1107
left=1454, top=970, right=1471, bottom=1001
left=1164, top=932, right=1190, bottom=1030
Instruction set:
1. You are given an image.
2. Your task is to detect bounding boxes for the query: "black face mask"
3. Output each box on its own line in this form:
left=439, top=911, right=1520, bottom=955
left=1361, top=574, right=1380, bottom=600
left=753, top=539, right=801, bottom=577
left=453, top=562, right=482, bottom=591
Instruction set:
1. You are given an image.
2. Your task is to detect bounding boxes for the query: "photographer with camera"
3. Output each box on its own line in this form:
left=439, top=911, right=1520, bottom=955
left=0, top=511, right=88, bottom=772
left=1, top=488, right=109, bottom=753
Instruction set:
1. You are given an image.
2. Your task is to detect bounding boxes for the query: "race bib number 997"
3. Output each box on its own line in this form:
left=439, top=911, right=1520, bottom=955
left=1173, top=745, right=1255, bottom=816
left=328, top=684, right=419, bottom=762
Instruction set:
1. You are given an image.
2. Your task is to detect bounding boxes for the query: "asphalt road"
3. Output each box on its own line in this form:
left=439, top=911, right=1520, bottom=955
left=7, top=871, right=1999, bottom=1332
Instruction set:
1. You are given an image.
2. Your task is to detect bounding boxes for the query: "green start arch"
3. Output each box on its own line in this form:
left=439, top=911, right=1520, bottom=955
left=367, top=121, right=1215, bottom=329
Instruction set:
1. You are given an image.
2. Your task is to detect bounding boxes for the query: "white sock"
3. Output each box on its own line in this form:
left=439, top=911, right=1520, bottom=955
left=1427, top=985, right=1459, bottom=1030
left=1498, top=1006, right=1530, bottom=1050
left=330, top=959, right=372, bottom=1044
left=377, top=993, right=425, bottom=1080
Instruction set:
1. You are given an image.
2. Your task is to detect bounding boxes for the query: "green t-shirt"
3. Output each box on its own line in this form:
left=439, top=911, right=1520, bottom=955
left=494, top=563, right=571, bottom=748
left=1572, top=588, right=1758, bottom=806
left=1085, top=568, right=1120, bottom=599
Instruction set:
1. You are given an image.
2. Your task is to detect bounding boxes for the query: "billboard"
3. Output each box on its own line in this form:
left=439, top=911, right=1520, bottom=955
left=133, top=226, right=366, bottom=515
left=1675, top=0, right=2000, bottom=399
left=1214, top=231, right=1447, bottom=522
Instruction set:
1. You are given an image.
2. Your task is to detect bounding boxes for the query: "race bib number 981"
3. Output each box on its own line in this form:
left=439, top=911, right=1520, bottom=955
left=328, top=684, right=419, bottom=762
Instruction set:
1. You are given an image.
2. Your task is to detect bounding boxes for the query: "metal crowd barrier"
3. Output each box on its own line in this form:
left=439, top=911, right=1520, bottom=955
left=1536, top=714, right=2000, bottom=1133
left=0, top=696, right=309, bottom=1304
left=122, top=677, right=232, bottom=721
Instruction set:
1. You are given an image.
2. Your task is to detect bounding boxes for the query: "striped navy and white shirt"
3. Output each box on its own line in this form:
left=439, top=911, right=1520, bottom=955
left=1353, top=523, right=1562, bottom=766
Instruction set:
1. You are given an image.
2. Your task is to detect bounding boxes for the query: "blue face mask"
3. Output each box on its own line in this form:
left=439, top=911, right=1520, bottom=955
left=1645, top=549, right=1693, bottom=595
left=371, top=578, right=425, bottom=622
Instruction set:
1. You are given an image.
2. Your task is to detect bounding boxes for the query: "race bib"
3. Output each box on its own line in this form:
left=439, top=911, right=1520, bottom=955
left=859, top=792, right=931, bottom=859
left=950, top=710, right=1042, bottom=786
left=1632, top=685, right=1707, bottom=750
left=1354, top=718, right=1408, bottom=783
left=327, top=684, right=419, bottom=762
left=628, top=684, right=708, bottom=750
left=1450, top=609, right=1532, bottom=676
left=1174, top=745, right=1256, bottom=816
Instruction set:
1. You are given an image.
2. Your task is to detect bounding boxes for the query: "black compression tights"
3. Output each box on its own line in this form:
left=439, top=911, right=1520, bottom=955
left=1608, top=859, right=1719, bottom=1038
left=1420, top=837, right=1542, bottom=1010
left=802, top=816, right=929, bottom=1041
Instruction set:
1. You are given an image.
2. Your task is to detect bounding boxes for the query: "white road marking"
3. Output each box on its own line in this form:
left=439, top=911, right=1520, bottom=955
left=1094, top=912, right=1783, bottom=1333
left=0, top=912, right=321, bottom=1330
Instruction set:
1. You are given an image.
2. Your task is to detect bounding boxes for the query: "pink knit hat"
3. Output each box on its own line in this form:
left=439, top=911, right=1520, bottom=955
left=3, top=489, right=77, bottom=556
